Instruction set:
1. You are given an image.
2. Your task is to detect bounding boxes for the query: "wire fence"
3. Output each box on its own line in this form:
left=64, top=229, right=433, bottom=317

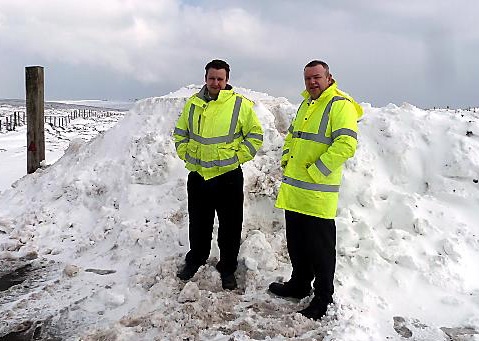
left=0, top=109, right=123, bottom=133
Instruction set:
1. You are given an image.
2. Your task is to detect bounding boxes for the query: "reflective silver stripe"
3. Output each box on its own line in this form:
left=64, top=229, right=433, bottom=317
left=288, top=124, right=294, bottom=133
left=227, top=97, right=242, bottom=143
left=331, top=128, right=357, bottom=140
left=187, top=97, right=243, bottom=145
left=292, top=96, right=350, bottom=145
left=318, top=96, right=349, bottom=136
left=174, top=127, right=188, bottom=137
left=292, top=131, right=332, bottom=144
left=188, top=104, right=196, bottom=133
left=315, top=159, right=331, bottom=176
left=189, top=132, right=242, bottom=145
left=245, top=133, right=263, bottom=141
left=186, top=153, right=239, bottom=168
left=188, top=103, right=195, bottom=137
left=282, top=176, right=339, bottom=192
left=175, top=138, right=189, bottom=150
left=282, top=149, right=289, bottom=156
left=242, top=140, right=257, bottom=156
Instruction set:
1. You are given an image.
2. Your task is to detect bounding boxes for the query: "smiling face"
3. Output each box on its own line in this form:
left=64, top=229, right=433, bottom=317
left=304, top=64, right=333, bottom=100
left=205, top=68, right=228, bottom=98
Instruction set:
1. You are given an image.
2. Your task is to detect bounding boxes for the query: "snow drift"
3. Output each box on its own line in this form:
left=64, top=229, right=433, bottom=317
left=0, top=85, right=478, bottom=340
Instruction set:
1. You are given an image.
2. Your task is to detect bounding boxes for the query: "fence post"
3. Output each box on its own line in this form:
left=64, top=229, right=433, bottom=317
left=26, top=66, right=45, bottom=174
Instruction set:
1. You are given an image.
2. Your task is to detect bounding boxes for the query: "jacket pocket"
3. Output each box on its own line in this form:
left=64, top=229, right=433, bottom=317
left=217, top=144, right=239, bottom=166
left=186, top=143, right=198, bottom=157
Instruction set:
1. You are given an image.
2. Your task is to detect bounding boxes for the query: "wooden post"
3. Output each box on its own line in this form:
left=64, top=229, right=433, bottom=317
left=26, top=66, right=45, bottom=174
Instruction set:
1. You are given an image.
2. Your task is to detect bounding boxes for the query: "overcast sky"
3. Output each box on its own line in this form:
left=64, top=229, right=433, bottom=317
left=0, top=0, right=478, bottom=108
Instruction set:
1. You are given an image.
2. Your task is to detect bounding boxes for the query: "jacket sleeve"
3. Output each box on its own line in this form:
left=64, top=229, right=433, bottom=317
left=307, top=99, right=359, bottom=182
left=236, top=101, right=264, bottom=164
left=173, top=102, right=191, bottom=162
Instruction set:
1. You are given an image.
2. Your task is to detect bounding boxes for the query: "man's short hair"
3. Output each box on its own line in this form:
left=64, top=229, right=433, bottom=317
left=304, top=60, right=330, bottom=75
left=205, top=59, right=230, bottom=79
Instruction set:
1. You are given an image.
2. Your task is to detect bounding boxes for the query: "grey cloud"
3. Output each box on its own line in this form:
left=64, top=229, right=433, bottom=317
left=0, top=0, right=477, bottom=108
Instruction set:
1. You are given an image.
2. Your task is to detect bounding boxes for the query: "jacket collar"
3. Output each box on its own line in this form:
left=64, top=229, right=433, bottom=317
left=197, top=84, right=234, bottom=103
left=301, top=81, right=364, bottom=120
left=301, top=80, right=337, bottom=101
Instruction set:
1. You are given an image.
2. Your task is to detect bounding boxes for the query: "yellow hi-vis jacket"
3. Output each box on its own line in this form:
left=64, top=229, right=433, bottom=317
left=173, top=85, right=264, bottom=180
left=275, top=82, right=363, bottom=219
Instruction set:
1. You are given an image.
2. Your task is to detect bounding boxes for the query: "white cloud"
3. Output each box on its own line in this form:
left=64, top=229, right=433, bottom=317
left=1, top=1, right=276, bottom=83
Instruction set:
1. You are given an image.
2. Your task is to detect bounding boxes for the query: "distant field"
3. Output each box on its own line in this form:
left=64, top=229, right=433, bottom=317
left=0, top=100, right=129, bottom=192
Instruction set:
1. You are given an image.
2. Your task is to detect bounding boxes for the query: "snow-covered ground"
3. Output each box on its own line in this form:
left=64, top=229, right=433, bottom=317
left=0, top=87, right=478, bottom=340
left=0, top=99, right=128, bottom=194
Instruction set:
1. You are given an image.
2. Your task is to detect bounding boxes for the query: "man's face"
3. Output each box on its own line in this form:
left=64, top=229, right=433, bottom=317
left=205, top=68, right=228, bottom=97
left=304, top=65, right=332, bottom=100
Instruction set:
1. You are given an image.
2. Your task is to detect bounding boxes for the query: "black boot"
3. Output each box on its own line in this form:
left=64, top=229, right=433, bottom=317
left=221, top=273, right=237, bottom=290
left=177, top=263, right=200, bottom=281
left=299, top=296, right=329, bottom=320
left=268, top=281, right=311, bottom=299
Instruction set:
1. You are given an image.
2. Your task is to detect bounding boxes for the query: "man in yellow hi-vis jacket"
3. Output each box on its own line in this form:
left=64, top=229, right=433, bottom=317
left=174, top=59, right=263, bottom=290
left=270, top=60, right=363, bottom=319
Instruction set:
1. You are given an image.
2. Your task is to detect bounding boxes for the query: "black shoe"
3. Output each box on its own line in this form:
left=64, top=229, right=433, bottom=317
left=177, top=263, right=199, bottom=281
left=299, top=297, right=329, bottom=320
left=221, top=273, right=237, bottom=290
left=268, top=281, right=311, bottom=299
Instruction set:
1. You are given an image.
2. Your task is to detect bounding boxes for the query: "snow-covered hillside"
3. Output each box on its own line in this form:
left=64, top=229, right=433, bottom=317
left=0, top=87, right=478, bottom=340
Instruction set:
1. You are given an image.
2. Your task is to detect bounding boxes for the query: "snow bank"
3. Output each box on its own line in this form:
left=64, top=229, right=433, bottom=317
left=0, top=88, right=478, bottom=340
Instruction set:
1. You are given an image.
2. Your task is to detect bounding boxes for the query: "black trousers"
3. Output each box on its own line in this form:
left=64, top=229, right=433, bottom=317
left=185, top=167, right=244, bottom=276
left=285, top=210, right=336, bottom=304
